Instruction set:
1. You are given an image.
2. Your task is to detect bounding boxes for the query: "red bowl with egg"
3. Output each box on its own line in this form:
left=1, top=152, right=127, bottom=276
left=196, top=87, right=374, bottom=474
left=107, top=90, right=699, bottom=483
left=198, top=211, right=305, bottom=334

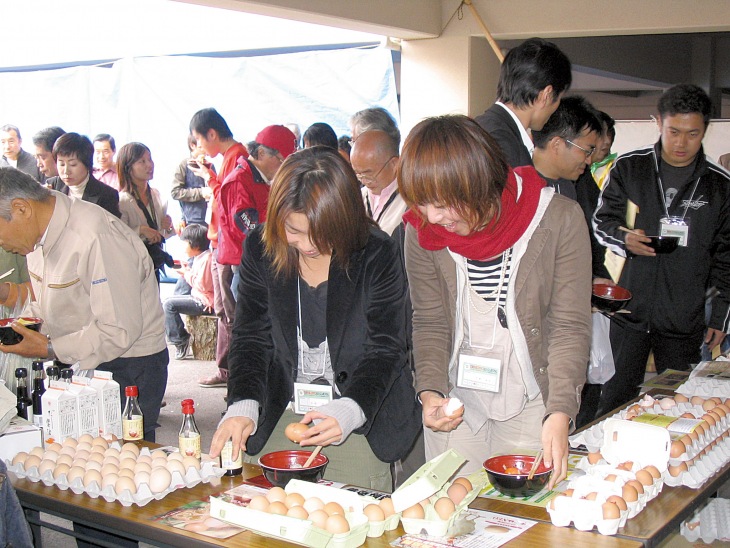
left=484, top=454, right=553, bottom=497
left=0, top=317, right=43, bottom=345
left=258, top=450, right=328, bottom=488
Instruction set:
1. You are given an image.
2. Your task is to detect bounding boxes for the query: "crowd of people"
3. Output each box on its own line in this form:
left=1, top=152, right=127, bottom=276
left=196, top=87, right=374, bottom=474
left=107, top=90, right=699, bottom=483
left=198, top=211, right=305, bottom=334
left=0, top=36, right=728, bottom=503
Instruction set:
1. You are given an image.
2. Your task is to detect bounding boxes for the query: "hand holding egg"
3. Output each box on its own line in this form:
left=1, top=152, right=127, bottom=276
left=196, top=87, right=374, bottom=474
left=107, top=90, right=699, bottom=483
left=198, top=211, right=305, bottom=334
left=285, top=422, right=310, bottom=443
left=442, top=398, right=464, bottom=419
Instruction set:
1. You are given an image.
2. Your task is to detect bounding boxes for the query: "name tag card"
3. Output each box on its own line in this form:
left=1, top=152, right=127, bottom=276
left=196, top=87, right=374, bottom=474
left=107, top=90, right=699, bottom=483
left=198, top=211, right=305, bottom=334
left=293, top=382, right=333, bottom=414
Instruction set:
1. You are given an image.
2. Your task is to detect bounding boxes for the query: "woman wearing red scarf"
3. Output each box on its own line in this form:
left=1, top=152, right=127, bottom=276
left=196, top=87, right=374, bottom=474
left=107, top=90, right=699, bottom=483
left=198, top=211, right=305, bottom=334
left=399, top=115, right=591, bottom=487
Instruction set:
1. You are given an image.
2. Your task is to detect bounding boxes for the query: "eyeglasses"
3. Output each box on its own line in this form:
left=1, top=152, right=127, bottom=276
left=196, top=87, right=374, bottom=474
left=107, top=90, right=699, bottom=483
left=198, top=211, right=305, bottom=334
left=355, top=156, right=396, bottom=185
left=564, top=139, right=595, bottom=158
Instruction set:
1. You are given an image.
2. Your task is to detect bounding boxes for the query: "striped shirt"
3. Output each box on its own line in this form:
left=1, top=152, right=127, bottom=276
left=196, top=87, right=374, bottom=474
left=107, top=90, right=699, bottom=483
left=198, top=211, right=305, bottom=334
left=466, top=249, right=512, bottom=308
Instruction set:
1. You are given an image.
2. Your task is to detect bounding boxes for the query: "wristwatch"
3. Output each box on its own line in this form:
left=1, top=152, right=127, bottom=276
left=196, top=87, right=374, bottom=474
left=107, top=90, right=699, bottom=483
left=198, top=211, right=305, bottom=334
left=46, top=336, right=56, bottom=361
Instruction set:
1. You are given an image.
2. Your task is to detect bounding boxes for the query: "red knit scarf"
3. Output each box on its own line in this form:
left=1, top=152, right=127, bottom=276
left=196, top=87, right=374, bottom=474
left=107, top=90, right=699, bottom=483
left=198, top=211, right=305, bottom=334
left=403, top=166, right=546, bottom=261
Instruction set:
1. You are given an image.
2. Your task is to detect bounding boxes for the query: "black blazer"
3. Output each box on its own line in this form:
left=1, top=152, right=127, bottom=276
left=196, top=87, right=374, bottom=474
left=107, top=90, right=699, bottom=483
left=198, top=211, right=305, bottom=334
left=475, top=103, right=534, bottom=169
left=228, top=225, right=421, bottom=463
left=50, top=175, right=121, bottom=218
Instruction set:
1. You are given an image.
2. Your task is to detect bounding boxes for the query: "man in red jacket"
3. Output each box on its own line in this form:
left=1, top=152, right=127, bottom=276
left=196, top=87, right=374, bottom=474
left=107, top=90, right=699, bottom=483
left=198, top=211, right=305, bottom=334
left=189, top=108, right=248, bottom=387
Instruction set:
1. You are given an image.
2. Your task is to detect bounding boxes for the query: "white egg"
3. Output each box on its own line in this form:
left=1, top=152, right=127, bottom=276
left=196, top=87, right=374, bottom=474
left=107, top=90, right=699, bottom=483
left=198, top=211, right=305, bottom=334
left=149, top=467, right=172, bottom=494
left=115, top=476, right=137, bottom=495
left=182, top=456, right=200, bottom=472
left=101, top=473, right=118, bottom=490
left=83, top=469, right=102, bottom=489
left=166, top=459, right=186, bottom=477
left=134, top=471, right=151, bottom=488
left=167, top=452, right=184, bottom=462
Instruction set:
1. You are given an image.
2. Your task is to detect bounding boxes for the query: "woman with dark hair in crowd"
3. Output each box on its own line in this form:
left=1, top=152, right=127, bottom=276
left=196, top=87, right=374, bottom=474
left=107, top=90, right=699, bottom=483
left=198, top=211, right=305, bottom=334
left=117, top=142, right=174, bottom=278
left=210, top=146, right=420, bottom=491
left=398, top=115, right=591, bottom=488
left=302, top=122, right=338, bottom=150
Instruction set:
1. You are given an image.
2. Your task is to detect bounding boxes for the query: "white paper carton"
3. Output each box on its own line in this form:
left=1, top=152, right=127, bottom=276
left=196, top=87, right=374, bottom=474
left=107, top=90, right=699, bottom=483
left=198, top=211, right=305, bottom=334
left=0, top=416, right=42, bottom=462
left=68, top=376, right=99, bottom=438
left=41, top=380, right=78, bottom=443
left=89, top=370, right=122, bottom=438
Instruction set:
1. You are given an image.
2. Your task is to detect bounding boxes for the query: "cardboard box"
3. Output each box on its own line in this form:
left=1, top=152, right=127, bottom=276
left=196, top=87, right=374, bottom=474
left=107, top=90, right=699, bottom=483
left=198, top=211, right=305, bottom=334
left=89, top=370, right=122, bottom=438
left=0, top=416, right=42, bottom=462
left=41, top=380, right=78, bottom=444
left=68, top=376, right=99, bottom=438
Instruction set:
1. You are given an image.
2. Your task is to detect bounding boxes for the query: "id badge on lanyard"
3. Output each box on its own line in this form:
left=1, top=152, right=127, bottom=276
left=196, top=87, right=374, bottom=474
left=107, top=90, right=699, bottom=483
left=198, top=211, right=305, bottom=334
left=659, top=216, right=689, bottom=246
left=457, top=347, right=503, bottom=392
left=293, top=382, right=333, bottom=414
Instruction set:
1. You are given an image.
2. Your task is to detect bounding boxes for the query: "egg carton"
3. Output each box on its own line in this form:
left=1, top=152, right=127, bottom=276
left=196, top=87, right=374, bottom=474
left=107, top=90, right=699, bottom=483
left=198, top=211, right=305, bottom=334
left=547, top=475, right=628, bottom=536
left=663, top=436, right=730, bottom=489
left=676, top=359, right=730, bottom=400
left=209, top=480, right=370, bottom=548
left=398, top=469, right=487, bottom=538
left=681, top=497, right=730, bottom=543
left=573, top=463, right=664, bottom=502
left=6, top=448, right=224, bottom=507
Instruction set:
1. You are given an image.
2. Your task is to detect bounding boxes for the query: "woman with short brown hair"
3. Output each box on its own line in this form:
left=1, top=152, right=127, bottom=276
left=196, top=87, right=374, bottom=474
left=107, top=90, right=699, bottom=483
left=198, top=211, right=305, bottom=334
left=400, top=115, right=591, bottom=487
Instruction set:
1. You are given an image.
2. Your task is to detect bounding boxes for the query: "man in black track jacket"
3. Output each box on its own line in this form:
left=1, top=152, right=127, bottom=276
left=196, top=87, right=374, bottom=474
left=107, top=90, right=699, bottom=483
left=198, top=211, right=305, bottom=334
left=593, top=84, right=730, bottom=417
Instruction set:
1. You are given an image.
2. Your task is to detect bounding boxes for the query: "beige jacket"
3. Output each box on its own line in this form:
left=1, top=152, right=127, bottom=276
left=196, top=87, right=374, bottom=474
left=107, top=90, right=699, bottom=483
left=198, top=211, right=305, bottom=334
left=405, top=189, right=592, bottom=423
left=27, top=192, right=166, bottom=369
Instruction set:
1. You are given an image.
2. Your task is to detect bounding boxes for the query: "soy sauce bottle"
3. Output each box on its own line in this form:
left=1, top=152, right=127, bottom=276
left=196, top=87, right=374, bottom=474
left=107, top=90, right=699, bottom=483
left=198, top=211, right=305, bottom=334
left=45, top=365, right=60, bottom=384
left=178, top=399, right=201, bottom=460
left=60, top=368, right=73, bottom=384
left=122, top=385, right=144, bottom=443
left=31, top=361, right=45, bottom=427
left=220, top=440, right=243, bottom=476
left=15, top=367, right=33, bottom=422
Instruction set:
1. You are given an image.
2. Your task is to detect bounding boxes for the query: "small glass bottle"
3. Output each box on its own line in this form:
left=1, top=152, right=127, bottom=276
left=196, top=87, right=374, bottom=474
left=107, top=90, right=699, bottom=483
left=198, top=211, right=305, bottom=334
left=31, top=361, right=45, bottom=427
left=220, top=440, right=243, bottom=476
left=178, top=399, right=201, bottom=460
left=15, top=368, right=33, bottom=422
left=122, top=385, right=144, bottom=443
left=45, top=365, right=60, bottom=384
left=60, top=368, right=73, bottom=384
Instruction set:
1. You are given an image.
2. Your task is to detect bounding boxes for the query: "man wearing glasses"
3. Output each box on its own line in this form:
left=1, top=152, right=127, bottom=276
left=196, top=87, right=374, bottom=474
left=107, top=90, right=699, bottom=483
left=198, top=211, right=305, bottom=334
left=532, top=96, right=603, bottom=201
left=593, top=84, right=730, bottom=417
left=350, top=130, right=406, bottom=237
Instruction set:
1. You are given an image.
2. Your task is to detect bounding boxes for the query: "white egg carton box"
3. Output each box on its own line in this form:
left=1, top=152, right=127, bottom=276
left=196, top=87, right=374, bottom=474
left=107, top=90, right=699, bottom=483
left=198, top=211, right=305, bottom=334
left=550, top=419, right=670, bottom=535
left=662, top=436, right=730, bottom=489
left=6, top=445, right=225, bottom=507
left=676, top=359, right=730, bottom=400
left=391, top=449, right=487, bottom=538
left=209, top=479, right=370, bottom=548
left=681, top=497, right=730, bottom=543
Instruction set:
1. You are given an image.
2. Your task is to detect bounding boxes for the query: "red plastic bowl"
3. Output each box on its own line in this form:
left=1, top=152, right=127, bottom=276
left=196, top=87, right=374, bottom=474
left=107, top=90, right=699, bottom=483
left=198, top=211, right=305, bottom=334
left=258, top=450, right=328, bottom=488
left=591, top=284, right=632, bottom=313
left=0, top=317, right=43, bottom=345
left=484, top=454, right=553, bottom=497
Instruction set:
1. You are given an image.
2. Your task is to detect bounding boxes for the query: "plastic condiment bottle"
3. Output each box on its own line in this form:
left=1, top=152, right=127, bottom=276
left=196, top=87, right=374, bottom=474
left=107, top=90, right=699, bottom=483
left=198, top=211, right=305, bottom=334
left=45, top=365, right=60, bottom=384
left=178, top=399, right=201, bottom=459
left=122, top=385, right=144, bottom=443
left=60, top=368, right=73, bottom=384
left=31, top=361, right=45, bottom=427
left=220, top=440, right=243, bottom=476
left=15, top=367, right=33, bottom=422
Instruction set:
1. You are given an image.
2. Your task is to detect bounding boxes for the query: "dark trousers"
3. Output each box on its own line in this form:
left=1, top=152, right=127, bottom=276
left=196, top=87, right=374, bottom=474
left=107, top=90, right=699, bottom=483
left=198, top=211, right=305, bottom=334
left=211, top=249, right=234, bottom=379
left=596, top=322, right=703, bottom=418
left=96, top=348, right=169, bottom=442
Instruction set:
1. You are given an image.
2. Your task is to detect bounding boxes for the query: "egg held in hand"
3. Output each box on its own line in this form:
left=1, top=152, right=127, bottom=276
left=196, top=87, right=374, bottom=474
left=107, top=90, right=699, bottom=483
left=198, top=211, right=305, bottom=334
left=285, top=423, right=310, bottom=443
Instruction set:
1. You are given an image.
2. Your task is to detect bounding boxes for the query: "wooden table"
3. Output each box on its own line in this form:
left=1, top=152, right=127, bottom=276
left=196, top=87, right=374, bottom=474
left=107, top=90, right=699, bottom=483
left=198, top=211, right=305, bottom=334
left=11, top=463, right=641, bottom=548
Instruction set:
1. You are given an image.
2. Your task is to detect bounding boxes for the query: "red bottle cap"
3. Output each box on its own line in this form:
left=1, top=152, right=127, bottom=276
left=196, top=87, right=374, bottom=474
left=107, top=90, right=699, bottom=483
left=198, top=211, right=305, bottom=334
left=125, top=385, right=139, bottom=397
left=182, top=399, right=195, bottom=414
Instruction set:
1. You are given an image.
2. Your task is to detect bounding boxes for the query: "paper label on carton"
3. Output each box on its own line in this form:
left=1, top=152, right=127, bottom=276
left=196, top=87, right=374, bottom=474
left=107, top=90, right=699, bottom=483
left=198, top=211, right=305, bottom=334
left=632, top=413, right=677, bottom=428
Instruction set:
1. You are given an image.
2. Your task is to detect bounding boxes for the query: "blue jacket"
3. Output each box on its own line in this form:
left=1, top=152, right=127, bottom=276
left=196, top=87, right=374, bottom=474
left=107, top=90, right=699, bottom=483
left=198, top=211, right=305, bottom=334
left=0, top=460, right=33, bottom=547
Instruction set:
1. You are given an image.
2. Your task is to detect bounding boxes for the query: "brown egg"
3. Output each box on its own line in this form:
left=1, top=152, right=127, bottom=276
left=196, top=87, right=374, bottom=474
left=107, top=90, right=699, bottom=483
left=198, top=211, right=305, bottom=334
left=587, top=452, right=603, bottom=465
left=635, top=469, right=654, bottom=486
left=121, top=442, right=140, bottom=456
left=716, top=403, right=730, bottom=414
left=433, top=497, right=456, bottom=520
left=617, top=461, right=634, bottom=471
left=690, top=396, right=705, bottom=407
left=452, top=477, right=473, bottom=491
left=67, top=465, right=85, bottom=483
left=287, top=506, right=309, bottom=520
left=702, top=414, right=717, bottom=427
left=53, top=463, right=71, bottom=480
left=702, top=399, right=718, bottom=411
left=100, top=472, right=118, bottom=490
left=115, top=476, right=136, bottom=495
left=584, top=492, right=598, bottom=500
left=324, top=501, right=345, bottom=516
left=268, top=501, right=288, bottom=515
left=668, top=462, right=688, bottom=477
left=602, top=501, right=621, bottom=520
left=12, top=452, right=28, bottom=466
left=606, top=495, right=628, bottom=511
left=446, top=483, right=468, bottom=504
left=670, top=440, right=686, bottom=458
left=402, top=504, right=425, bottom=519
left=709, top=410, right=723, bottom=423
left=644, top=465, right=661, bottom=479
left=695, top=423, right=707, bottom=437
left=247, top=495, right=270, bottom=512
left=267, top=486, right=287, bottom=503
left=418, top=497, right=431, bottom=509
left=285, top=492, right=305, bottom=508
left=379, top=497, right=396, bottom=517
left=302, top=497, right=325, bottom=513
left=604, top=474, right=618, bottom=483
left=38, top=459, right=56, bottom=476
left=309, top=509, right=329, bottom=529
left=681, top=412, right=697, bottom=419
left=622, top=484, right=639, bottom=502
left=324, top=514, right=350, bottom=534
left=284, top=423, right=309, bottom=443
left=363, top=504, right=385, bottom=522
left=679, top=434, right=693, bottom=448
left=627, top=479, right=644, bottom=495
left=674, top=393, right=689, bottom=403
left=563, top=488, right=574, bottom=497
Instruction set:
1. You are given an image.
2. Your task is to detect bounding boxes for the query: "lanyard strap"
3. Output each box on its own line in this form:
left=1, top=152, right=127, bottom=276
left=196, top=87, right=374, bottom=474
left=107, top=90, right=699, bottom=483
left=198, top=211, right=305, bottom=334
left=366, top=191, right=400, bottom=224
